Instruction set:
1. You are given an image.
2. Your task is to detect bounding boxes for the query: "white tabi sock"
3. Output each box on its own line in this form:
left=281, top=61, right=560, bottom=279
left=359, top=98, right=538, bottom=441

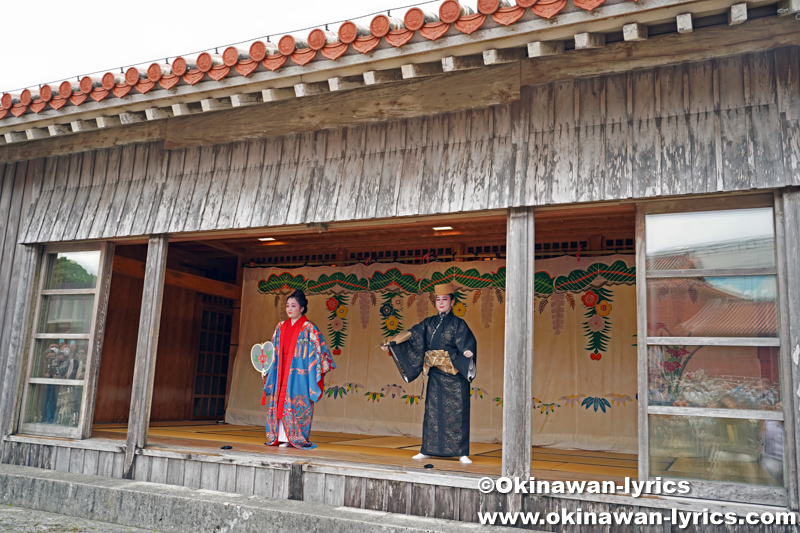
left=412, top=453, right=430, bottom=460
left=459, top=456, right=472, bottom=464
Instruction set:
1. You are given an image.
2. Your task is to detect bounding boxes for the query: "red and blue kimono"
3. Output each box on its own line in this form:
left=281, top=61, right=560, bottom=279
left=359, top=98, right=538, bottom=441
left=264, top=316, right=335, bottom=449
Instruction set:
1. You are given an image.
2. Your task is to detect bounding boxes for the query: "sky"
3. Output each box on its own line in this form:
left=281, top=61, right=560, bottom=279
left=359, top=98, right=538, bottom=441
left=0, top=0, right=442, bottom=93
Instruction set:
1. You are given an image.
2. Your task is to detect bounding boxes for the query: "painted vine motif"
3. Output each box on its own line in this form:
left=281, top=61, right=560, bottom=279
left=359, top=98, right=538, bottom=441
left=581, top=287, right=613, bottom=361
left=325, top=294, right=349, bottom=356
left=379, top=292, right=404, bottom=338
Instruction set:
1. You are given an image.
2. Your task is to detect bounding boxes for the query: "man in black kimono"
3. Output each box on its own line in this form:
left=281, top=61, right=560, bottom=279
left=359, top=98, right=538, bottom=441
left=382, top=283, right=477, bottom=464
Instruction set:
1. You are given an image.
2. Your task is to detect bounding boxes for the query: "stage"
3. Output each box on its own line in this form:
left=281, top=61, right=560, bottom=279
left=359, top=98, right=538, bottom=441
left=91, top=421, right=638, bottom=483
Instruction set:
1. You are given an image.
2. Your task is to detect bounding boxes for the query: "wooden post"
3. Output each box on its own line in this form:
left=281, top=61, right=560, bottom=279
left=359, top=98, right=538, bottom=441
left=777, top=189, right=800, bottom=511
left=502, top=207, right=534, bottom=484
left=635, top=205, right=649, bottom=482
left=123, top=234, right=168, bottom=479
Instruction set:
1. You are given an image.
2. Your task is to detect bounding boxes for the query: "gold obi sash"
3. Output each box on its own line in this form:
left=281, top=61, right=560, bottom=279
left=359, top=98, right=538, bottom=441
left=423, top=350, right=458, bottom=377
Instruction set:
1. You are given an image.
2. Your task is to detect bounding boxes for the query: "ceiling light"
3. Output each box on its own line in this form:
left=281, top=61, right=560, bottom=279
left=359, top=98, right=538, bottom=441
left=258, top=237, right=275, bottom=241
left=433, top=226, right=453, bottom=231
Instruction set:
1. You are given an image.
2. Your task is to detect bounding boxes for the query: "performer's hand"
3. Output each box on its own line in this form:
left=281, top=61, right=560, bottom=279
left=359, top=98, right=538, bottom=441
left=464, top=350, right=474, bottom=358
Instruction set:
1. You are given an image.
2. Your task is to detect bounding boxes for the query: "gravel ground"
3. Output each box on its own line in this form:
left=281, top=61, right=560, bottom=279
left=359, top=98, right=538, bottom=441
left=0, top=504, right=160, bottom=533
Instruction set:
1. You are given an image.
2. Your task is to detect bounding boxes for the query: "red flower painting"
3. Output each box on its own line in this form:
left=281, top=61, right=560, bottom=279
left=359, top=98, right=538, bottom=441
left=581, top=290, right=599, bottom=308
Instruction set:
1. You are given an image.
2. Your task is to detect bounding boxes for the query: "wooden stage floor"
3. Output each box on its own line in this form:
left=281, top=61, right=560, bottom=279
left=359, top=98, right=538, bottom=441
left=92, top=421, right=638, bottom=483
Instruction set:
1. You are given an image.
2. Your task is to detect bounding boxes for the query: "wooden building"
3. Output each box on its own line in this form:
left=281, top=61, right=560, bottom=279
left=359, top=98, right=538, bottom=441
left=1, top=0, right=800, bottom=528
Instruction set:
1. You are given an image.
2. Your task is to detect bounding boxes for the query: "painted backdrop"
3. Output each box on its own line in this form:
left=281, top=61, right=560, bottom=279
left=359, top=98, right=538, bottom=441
left=227, top=256, right=637, bottom=452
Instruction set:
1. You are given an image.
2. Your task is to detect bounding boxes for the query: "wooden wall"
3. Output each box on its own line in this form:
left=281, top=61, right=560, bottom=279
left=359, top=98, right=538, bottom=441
left=93, top=272, right=198, bottom=423
left=11, top=46, right=800, bottom=245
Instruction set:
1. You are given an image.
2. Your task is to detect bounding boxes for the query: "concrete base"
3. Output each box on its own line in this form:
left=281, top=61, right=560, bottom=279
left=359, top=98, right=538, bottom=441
left=0, top=464, right=520, bottom=532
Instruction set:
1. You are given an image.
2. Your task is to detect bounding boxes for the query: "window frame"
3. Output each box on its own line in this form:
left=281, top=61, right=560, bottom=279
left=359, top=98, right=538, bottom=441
left=636, top=194, right=790, bottom=506
left=17, top=242, right=114, bottom=439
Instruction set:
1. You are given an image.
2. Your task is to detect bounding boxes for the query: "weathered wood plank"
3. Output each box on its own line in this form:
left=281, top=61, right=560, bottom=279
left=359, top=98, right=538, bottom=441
left=183, top=145, right=217, bottom=232
left=68, top=447, right=84, bottom=474
left=441, top=111, right=470, bottom=213
left=719, top=107, right=751, bottom=190
left=462, top=108, right=493, bottom=212
left=748, top=104, right=785, bottom=189
left=183, top=460, right=202, bottom=489
left=375, top=120, right=407, bottom=218
left=26, top=443, right=40, bottom=468
left=48, top=153, right=82, bottom=242
left=603, top=73, right=630, bottom=200
left=75, top=150, right=108, bottom=240
left=253, top=466, right=273, bottom=497
left=166, top=457, right=185, bottom=486
left=306, top=129, right=343, bottom=223
left=235, top=465, right=256, bottom=495
left=167, top=146, right=201, bottom=233
left=150, top=149, right=185, bottom=234
left=60, top=151, right=94, bottom=241
left=112, top=453, right=124, bottom=478
left=304, top=472, right=326, bottom=504
left=164, top=64, right=520, bottom=150
left=433, top=485, right=456, bottom=520
left=97, top=451, right=114, bottom=477
left=323, top=473, right=345, bottom=507
left=660, top=114, right=692, bottom=196
left=503, top=207, right=534, bottom=483
left=150, top=456, right=168, bottom=484
left=215, top=141, right=249, bottom=229
left=775, top=47, right=800, bottom=187
left=417, top=114, right=448, bottom=216
left=101, top=145, right=136, bottom=238
left=217, top=463, right=236, bottom=493
left=488, top=104, right=514, bottom=209
left=232, top=139, right=268, bottom=229
left=87, top=147, right=121, bottom=240
left=285, top=130, right=324, bottom=225
left=395, top=117, right=426, bottom=218
left=459, top=488, right=480, bottom=523
left=199, top=143, right=233, bottom=231
left=245, top=139, right=282, bottom=229
left=123, top=234, right=168, bottom=479
left=343, top=476, right=363, bottom=508
left=354, top=124, right=386, bottom=220
left=364, top=478, right=386, bottom=511
left=267, top=134, right=301, bottom=227
left=40, top=445, right=55, bottom=470
left=115, top=144, right=150, bottom=237
left=134, top=454, right=151, bottom=481
left=272, top=468, right=289, bottom=500
left=55, top=446, right=70, bottom=472
left=411, top=483, right=435, bottom=518
left=549, top=80, right=576, bottom=204
left=333, top=126, right=366, bottom=222
left=2, top=442, right=14, bottom=465
left=134, top=142, right=167, bottom=236
left=82, top=449, right=99, bottom=476
left=386, top=481, right=411, bottom=515
left=631, top=70, right=660, bottom=198
left=35, top=155, right=69, bottom=243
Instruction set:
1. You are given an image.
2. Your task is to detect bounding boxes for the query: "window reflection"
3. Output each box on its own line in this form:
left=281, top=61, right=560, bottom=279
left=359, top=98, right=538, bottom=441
left=646, top=208, right=775, bottom=270
left=650, top=415, right=783, bottom=487
left=648, top=345, right=780, bottom=410
left=647, top=276, right=777, bottom=338
left=31, top=339, right=89, bottom=380
left=44, top=251, right=100, bottom=290
left=24, top=383, right=83, bottom=427
left=38, top=294, right=95, bottom=334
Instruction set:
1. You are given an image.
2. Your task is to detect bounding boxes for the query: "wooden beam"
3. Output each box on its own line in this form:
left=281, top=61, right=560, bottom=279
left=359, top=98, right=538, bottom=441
left=294, top=82, right=329, bottom=98
left=119, top=111, right=146, bottom=124
left=527, top=41, right=565, bottom=57
left=483, top=48, right=526, bottom=65
left=623, top=23, right=648, bottom=42
left=171, top=104, right=196, bottom=117
left=728, top=3, right=747, bottom=25
left=778, top=0, right=800, bottom=15
left=522, top=15, right=800, bottom=86
left=635, top=205, right=649, bottom=483
left=328, top=76, right=365, bottom=92
left=262, top=88, right=296, bottom=102
left=363, top=69, right=403, bottom=85
left=574, top=33, right=606, bottom=50
left=123, top=234, right=168, bottom=479
left=401, top=63, right=443, bottom=79
left=3, top=132, right=26, bottom=143
left=112, top=255, right=240, bottom=300
left=96, top=116, right=122, bottom=128
left=200, top=97, right=232, bottom=112
left=230, top=93, right=261, bottom=107
left=24, top=128, right=48, bottom=140
left=502, top=207, right=534, bottom=486
left=777, top=189, right=800, bottom=510
left=46, top=124, right=70, bottom=137
left=145, top=107, right=174, bottom=121
left=676, top=13, right=693, bottom=33
left=165, top=64, right=519, bottom=149
left=70, top=120, right=97, bottom=133
left=441, top=55, right=484, bottom=72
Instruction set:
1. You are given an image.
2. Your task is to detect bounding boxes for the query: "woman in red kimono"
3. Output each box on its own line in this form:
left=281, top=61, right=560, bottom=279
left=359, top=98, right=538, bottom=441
left=264, top=290, right=335, bottom=448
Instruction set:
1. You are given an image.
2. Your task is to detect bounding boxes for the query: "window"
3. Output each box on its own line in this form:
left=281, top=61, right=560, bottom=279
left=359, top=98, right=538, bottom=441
left=639, top=202, right=786, bottom=501
left=18, top=244, right=113, bottom=439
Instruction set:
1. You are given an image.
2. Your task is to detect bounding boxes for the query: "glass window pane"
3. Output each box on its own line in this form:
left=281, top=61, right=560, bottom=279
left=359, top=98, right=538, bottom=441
left=24, top=383, right=83, bottom=427
left=647, top=276, right=777, bottom=337
left=649, top=415, right=783, bottom=486
left=31, top=339, right=89, bottom=380
left=646, top=208, right=775, bottom=270
left=38, top=294, right=94, bottom=334
left=648, top=345, right=780, bottom=410
left=44, top=251, right=100, bottom=290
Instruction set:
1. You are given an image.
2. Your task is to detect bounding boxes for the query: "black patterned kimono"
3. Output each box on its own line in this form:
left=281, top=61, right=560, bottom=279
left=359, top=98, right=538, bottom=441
left=389, top=310, right=477, bottom=457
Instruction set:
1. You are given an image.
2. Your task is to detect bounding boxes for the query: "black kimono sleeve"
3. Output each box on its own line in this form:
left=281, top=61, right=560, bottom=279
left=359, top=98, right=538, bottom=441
left=388, top=321, right=428, bottom=383
left=448, top=318, right=477, bottom=382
